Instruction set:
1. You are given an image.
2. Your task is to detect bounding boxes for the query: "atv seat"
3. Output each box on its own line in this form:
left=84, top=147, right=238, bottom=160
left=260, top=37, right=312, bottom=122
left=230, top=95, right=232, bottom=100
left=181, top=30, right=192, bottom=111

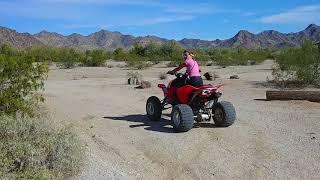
left=176, top=84, right=223, bottom=104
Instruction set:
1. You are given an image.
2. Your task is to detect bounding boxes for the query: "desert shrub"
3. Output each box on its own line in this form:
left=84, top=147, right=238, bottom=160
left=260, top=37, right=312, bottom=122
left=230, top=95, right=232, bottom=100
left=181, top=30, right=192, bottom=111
left=272, top=40, right=320, bottom=87
left=130, top=42, right=167, bottom=62
left=25, top=47, right=83, bottom=68
left=144, top=42, right=163, bottom=63
left=127, top=71, right=142, bottom=85
left=270, top=64, right=297, bottom=88
left=27, top=46, right=58, bottom=63
left=81, top=50, right=106, bottom=67
left=127, top=71, right=142, bottom=80
left=113, top=41, right=184, bottom=68
left=135, top=62, right=152, bottom=70
left=103, top=51, right=113, bottom=60
left=107, top=64, right=114, bottom=68
left=0, top=52, right=48, bottom=116
left=192, top=49, right=211, bottom=65
left=160, top=41, right=184, bottom=62
left=205, top=48, right=272, bottom=66
left=0, top=44, right=84, bottom=180
left=159, top=72, right=167, bottom=80
left=0, top=44, right=16, bottom=56
left=130, top=43, right=146, bottom=57
left=57, top=48, right=79, bottom=69
left=23, top=46, right=113, bottom=67
left=0, top=115, right=83, bottom=179
left=113, top=48, right=128, bottom=61
left=125, top=55, right=152, bottom=69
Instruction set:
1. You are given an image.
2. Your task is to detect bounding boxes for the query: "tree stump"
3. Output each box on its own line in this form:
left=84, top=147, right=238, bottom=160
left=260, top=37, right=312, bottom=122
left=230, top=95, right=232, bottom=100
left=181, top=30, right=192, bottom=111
left=230, top=75, right=239, bottom=79
left=266, top=90, right=320, bottom=102
left=204, top=72, right=219, bottom=81
left=204, top=72, right=213, bottom=81
left=128, top=77, right=141, bottom=85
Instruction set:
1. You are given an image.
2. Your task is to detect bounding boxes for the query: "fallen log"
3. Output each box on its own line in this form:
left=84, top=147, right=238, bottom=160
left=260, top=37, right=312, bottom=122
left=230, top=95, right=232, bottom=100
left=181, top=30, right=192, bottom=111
left=266, top=90, right=320, bottom=102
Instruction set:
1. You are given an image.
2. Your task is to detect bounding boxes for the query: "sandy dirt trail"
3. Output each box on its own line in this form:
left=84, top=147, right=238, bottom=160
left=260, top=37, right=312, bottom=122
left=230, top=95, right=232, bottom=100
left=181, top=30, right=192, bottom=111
left=44, top=61, right=320, bottom=180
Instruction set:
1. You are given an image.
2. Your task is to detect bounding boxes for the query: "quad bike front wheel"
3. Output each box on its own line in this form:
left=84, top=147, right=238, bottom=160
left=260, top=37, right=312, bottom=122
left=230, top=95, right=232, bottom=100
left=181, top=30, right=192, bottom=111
left=212, top=101, right=236, bottom=127
left=171, top=104, right=194, bottom=132
left=146, top=96, right=162, bottom=121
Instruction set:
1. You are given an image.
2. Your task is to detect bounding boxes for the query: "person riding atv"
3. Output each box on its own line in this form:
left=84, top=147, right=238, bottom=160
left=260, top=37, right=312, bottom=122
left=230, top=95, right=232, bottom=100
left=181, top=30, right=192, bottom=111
left=146, top=49, right=236, bottom=132
left=167, top=49, right=203, bottom=87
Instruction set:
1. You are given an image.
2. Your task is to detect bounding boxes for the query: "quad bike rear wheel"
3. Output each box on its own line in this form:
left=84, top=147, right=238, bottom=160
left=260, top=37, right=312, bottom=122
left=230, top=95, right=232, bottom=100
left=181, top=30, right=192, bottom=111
left=171, top=104, right=194, bottom=132
left=212, top=101, right=236, bottom=127
left=146, top=96, right=162, bottom=121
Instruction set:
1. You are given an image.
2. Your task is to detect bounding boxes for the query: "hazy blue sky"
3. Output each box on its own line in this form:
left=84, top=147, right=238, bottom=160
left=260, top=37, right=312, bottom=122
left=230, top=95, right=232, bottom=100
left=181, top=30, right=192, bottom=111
left=0, top=0, right=319, bottom=40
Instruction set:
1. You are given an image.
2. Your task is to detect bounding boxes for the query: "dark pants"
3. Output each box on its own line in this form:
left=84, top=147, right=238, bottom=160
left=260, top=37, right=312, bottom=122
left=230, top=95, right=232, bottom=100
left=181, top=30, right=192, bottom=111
left=188, top=76, right=203, bottom=87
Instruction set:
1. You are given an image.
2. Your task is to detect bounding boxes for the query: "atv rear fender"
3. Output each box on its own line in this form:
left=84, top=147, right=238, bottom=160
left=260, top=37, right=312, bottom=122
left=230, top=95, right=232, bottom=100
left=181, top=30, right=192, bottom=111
left=158, top=84, right=167, bottom=95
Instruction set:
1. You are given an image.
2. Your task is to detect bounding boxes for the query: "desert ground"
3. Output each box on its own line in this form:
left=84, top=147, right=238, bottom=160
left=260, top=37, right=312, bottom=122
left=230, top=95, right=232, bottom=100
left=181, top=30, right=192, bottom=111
left=44, top=60, right=320, bottom=180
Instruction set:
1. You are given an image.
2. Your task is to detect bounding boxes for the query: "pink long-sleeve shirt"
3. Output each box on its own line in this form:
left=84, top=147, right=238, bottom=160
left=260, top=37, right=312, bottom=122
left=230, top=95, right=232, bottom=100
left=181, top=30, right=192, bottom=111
left=184, top=58, right=201, bottom=77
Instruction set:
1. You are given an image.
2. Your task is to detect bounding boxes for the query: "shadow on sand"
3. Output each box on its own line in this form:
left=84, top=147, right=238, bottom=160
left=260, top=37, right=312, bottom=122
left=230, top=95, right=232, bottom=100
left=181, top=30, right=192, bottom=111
left=103, top=114, right=175, bottom=133
left=104, top=114, right=221, bottom=133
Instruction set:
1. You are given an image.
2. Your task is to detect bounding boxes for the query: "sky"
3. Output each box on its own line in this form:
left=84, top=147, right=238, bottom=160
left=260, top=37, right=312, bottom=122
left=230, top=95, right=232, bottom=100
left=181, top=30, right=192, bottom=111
left=0, top=0, right=319, bottom=40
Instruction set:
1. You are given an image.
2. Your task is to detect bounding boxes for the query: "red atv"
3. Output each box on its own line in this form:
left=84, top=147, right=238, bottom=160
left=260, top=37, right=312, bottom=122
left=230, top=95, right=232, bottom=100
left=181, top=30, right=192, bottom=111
left=146, top=73, right=236, bottom=132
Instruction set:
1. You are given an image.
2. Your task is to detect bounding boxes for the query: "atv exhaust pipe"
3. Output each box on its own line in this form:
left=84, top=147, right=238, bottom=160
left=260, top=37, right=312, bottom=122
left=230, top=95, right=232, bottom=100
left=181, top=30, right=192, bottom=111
left=194, top=114, right=210, bottom=121
left=201, top=114, right=210, bottom=120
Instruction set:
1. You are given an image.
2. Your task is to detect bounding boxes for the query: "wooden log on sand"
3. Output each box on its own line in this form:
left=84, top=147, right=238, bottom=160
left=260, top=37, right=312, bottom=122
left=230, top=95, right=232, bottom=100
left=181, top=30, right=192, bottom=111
left=266, top=90, right=320, bottom=102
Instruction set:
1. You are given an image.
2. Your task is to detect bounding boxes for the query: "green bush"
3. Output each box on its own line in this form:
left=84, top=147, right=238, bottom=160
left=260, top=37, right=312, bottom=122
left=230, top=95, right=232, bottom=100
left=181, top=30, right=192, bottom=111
left=126, top=56, right=152, bottom=69
left=130, top=43, right=146, bottom=57
left=113, top=41, right=184, bottom=68
left=0, top=44, right=16, bottom=56
left=0, top=48, right=48, bottom=116
left=0, top=42, right=275, bottom=71
left=27, top=46, right=57, bottom=63
left=192, top=49, right=211, bottom=64
left=273, top=40, right=320, bottom=87
left=160, top=41, right=183, bottom=62
left=0, top=115, right=83, bottom=179
left=113, top=48, right=128, bottom=61
left=25, top=46, right=112, bottom=68
left=206, top=48, right=272, bottom=66
left=1, top=42, right=275, bottom=70
left=81, top=50, right=106, bottom=67
left=56, top=48, right=80, bottom=69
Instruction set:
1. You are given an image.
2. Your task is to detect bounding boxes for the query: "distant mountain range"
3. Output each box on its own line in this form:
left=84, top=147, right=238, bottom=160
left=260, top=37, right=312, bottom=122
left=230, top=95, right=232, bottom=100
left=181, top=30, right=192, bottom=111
left=0, top=24, right=319, bottom=50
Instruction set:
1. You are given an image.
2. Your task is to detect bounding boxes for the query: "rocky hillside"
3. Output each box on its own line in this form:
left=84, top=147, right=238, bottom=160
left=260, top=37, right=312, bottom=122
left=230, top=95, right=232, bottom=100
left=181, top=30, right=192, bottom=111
left=0, top=27, right=42, bottom=48
left=0, top=24, right=319, bottom=50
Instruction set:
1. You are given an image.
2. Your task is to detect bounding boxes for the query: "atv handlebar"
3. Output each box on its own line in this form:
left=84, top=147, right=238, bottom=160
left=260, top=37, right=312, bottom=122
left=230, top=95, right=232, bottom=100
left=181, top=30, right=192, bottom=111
left=167, top=71, right=185, bottom=78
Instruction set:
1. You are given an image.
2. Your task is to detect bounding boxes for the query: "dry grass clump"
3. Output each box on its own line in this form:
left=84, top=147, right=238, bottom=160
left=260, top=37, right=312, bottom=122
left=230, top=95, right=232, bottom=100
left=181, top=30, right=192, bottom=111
left=127, top=71, right=142, bottom=85
left=0, top=115, right=84, bottom=179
